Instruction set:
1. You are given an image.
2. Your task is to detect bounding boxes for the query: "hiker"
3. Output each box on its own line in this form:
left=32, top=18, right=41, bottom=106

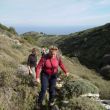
left=27, top=48, right=38, bottom=84
left=36, top=45, right=69, bottom=108
left=41, top=47, right=46, bottom=56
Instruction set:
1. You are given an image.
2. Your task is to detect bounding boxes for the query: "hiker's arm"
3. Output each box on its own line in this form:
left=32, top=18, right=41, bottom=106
left=59, top=58, right=68, bottom=75
left=27, top=55, right=32, bottom=74
left=27, top=55, right=30, bottom=66
left=36, top=57, right=44, bottom=78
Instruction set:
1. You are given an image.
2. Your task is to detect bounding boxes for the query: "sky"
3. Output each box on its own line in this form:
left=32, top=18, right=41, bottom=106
left=0, top=0, right=110, bottom=34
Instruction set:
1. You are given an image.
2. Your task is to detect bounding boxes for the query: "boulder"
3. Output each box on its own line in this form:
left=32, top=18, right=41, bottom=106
left=102, top=54, right=110, bottom=66
left=100, top=65, right=110, bottom=79
left=17, top=65, right=29, bottom=76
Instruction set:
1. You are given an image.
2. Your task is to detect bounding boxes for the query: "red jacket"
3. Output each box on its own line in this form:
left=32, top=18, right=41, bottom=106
left=36, top=55, right=67, bottom=78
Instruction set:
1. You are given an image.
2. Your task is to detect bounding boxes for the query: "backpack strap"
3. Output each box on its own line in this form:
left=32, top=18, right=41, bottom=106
left=42, top=54, right=48, bottom=68
left=56, top=54, right=61, bottom=64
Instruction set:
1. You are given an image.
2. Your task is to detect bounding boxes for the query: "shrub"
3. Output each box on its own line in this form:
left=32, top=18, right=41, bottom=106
left=59, top=76, right=99, bottom=100
left=17, top=74, right=33, bottom=86
left=59, top=97, right=106, bottom=110
left=11, top=85, right=36, bottom=110
left=5, top=31, right=13, bottom=37
left=12, top=44, right=22, bottom=49
left=100, top=65, right=110, bottom=79
left=0, top=69, right=38, bottom=110
left=8, top=27, right=17, bottom=35
left=0, top=24, right=17, bottom=35
left=0, top=23, right=9, bottom=31
left=23, top=36, right=37, bottom=45
left=0, top=68, right=16, bottom=87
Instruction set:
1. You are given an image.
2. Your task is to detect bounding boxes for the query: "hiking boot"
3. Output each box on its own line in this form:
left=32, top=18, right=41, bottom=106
left=50, top=101, right=55, bottom=106
left=49, top=100, right=55, bottom=107
left=36, top=103, right=42, bottom=110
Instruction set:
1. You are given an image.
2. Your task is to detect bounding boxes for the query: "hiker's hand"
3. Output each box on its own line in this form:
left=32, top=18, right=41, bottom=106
left=29, top=69, right=32, bottom=75
left=36, top=78, right=40, bottom=83
left=66, top=72, right=69, bottom=76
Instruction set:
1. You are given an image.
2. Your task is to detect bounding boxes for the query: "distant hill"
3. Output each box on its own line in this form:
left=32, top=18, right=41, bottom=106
left=57, top=23, right=110, bottom=70
left=22, top=31, right=44, bottom=36
left=21, top=31, right=59, bottom=45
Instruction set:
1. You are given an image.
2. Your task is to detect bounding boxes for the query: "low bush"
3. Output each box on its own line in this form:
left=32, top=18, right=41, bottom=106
left=0, top=68, right=16, bottom=87
left=11, top=85, right=36, bottom=110
left=23, top=36, right=37, bottom=45
left=59, top=76, right=99, bottom=100
left=12, top=44, right=22, bottom=50
left=59, top=97, right=106, bottom=110
left=0, top=68, right=38, bottom=110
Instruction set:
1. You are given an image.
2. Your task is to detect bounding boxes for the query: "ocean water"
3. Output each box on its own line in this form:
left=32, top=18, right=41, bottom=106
left=15, top=26, right=93, bottom=35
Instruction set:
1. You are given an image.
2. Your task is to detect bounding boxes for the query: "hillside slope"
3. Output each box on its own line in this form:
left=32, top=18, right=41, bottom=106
left=58, top=23, right=110, bottom=70
left=1, top=23, right=110, bottom=109
left=0, top=26, right=39, bottom=110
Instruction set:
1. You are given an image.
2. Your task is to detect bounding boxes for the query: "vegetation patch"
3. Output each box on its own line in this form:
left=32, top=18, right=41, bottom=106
left=59, top=76, right=99, bottom=100
left=59, top=97, right=106, bottom=110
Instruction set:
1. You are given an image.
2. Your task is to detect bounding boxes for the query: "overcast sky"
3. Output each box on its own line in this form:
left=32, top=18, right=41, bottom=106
left=0, top=0, right=110, bottom=34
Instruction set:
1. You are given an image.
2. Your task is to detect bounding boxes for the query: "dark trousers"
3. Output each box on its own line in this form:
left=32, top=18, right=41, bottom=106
left=38, top=72, right=57, bottom=103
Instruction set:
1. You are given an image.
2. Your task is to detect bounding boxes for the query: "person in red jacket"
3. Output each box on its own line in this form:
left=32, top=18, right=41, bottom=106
left=36, top=45, right=69, bottom=108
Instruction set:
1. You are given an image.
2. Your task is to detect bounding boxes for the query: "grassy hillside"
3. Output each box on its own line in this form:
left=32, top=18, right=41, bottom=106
left=58, top=23, right=110, bottom=70
left=0, top=27, right=40, bottom=110
left=0, top=23, right=110, bottom=110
